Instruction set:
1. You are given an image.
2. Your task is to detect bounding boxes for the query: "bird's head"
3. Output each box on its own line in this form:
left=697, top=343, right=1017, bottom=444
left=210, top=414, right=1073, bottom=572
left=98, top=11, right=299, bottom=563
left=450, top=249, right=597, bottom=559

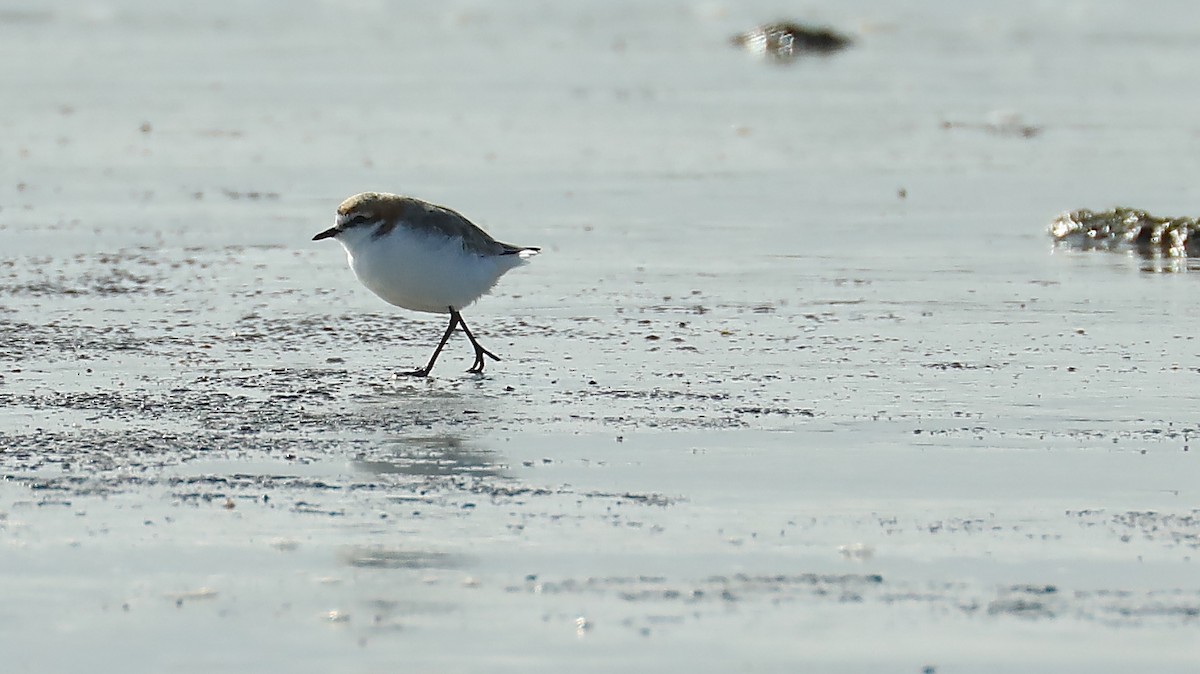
left=312, top=192, right=406, bottom=246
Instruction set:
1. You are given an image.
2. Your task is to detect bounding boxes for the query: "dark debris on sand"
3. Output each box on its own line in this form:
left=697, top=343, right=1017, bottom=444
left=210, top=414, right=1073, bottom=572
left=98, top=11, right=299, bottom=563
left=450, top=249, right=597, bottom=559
left=1046, top=206, right=1200, bottom=255
left=730, top=22, right=852, bottom=63
left=1049, top=207, right=1200, bottom=257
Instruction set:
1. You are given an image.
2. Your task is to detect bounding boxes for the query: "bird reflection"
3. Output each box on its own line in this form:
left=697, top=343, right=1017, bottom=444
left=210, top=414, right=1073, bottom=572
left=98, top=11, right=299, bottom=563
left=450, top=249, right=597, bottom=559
left=352, top=434, right=501, bottom=478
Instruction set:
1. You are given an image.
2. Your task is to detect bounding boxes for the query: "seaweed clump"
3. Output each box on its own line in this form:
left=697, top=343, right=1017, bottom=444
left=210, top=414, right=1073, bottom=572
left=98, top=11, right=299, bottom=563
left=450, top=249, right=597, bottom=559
left=1048, top=207, right=1200, bottom=257
left=730, top=22, right=852, bottom=63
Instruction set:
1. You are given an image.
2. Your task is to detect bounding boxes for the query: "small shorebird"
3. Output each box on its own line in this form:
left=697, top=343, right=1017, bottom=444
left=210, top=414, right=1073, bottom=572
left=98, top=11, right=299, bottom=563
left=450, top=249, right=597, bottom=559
left=313, top=192, right=539, bottom=376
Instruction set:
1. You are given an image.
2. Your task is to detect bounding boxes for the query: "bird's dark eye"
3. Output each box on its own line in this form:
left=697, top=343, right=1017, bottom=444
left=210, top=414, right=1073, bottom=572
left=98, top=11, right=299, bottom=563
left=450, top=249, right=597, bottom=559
left=348, top=214, right=371, bottom=226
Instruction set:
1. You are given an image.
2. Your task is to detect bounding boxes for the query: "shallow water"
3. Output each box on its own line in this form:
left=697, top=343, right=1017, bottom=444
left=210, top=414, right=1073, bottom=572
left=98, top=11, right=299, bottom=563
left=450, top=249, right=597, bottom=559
left=2, top=1, right=1199, bottom=671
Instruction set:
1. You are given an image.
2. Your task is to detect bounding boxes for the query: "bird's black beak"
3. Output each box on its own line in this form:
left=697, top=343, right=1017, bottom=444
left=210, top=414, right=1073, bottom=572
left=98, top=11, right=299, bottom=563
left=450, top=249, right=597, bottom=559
left=312, top=226, right=339, bottom=241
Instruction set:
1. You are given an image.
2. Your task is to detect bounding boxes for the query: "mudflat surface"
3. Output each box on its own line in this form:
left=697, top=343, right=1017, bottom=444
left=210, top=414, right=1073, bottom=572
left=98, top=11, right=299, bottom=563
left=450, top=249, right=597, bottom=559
left=1, top=2, right=1198, bottom=672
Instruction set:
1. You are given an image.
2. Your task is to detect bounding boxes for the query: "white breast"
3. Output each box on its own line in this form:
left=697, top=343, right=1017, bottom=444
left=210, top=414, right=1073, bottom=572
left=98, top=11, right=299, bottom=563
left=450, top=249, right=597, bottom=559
left=339, top=225, right=528, bottom=314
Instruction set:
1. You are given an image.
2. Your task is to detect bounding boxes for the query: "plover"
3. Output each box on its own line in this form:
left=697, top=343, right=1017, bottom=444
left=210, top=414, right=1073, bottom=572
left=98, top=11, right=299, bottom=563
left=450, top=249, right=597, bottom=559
left=313, top=192, right=539, bottom=376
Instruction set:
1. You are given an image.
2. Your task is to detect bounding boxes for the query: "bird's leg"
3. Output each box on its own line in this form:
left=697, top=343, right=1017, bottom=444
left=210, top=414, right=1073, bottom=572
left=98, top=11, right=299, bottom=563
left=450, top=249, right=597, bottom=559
left=401, top=311, right=461, bottom=377
left=454, top=309, right=500, bottom=374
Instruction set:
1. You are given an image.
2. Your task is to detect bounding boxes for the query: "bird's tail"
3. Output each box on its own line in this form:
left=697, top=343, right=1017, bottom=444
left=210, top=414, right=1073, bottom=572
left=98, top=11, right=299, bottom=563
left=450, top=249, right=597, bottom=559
left=500, top=243, right=540, bottom=258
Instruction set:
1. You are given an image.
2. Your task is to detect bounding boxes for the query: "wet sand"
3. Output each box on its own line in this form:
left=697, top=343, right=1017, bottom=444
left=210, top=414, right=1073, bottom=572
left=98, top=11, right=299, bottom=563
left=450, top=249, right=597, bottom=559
left=1, top=1, right=1198, bottom=671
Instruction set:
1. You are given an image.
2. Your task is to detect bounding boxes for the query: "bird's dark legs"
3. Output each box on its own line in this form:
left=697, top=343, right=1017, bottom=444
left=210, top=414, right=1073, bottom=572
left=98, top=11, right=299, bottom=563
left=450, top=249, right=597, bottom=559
left=402, top=311, right=461, bottom=377
left=400, top=308, right=499, bottom=377
left=456, top=310, right=500, bottom=373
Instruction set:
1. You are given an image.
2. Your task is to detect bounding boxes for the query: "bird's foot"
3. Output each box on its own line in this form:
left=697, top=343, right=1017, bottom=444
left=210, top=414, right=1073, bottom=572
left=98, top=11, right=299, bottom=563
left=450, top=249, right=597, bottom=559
left=397, top=367, right=432, bottom=378
left=467, top=347, right=501, bottom=374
